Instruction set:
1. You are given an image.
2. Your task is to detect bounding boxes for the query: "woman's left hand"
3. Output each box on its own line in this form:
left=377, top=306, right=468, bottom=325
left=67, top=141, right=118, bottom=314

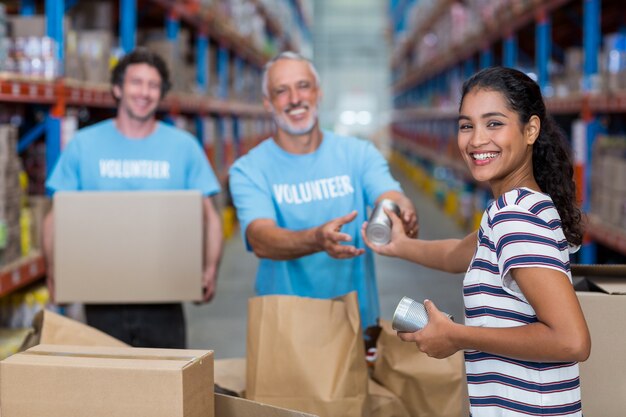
left=397, top=299, right=459, bottom=359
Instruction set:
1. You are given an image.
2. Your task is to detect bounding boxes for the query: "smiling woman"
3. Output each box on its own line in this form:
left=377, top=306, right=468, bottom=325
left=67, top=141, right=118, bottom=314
left=364, top=67, right=590, bottom=417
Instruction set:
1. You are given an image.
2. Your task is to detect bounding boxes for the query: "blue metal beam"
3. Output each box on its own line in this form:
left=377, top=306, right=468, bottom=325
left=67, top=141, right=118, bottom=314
left=65, top=0, right=79, bottom=12
left=583, top=0, right=600, bottom=91
left=196, top=34, right=209, bottom=94
left=45, top=0, right=64, bottom=64
left=45, top=116, right=61, bottom=182
left=166, top=13, right=180, bottom=41
left=535, top=12, right=551, bottom=92
left=217, top=46, right=229, bottom=100
left=503, top=34, right=518, bottom=68
left=463, top=58, right=476, bottom=79
left=17, top=120, right=47, bottom=154
left=480, top=47, right=493, bottom=69
left=120, top=0, right=137, bottom=54
left=20, top=0, right=36, bottom=16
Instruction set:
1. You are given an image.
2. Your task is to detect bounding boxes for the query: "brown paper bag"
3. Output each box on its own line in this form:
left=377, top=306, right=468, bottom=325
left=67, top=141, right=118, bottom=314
left=246, top=292, right=369, bottom=417
left=368, top=378, right=410, bottom=417
left=372, top=320, right=468, bottom=417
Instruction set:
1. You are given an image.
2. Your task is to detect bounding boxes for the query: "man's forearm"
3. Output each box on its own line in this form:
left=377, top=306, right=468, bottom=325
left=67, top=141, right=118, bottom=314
left=247, top=222, right=321, bottom=260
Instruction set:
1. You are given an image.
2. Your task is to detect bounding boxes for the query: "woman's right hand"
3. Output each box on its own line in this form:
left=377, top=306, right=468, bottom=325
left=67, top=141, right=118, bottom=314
left=361, top=207, right=411, bottom=257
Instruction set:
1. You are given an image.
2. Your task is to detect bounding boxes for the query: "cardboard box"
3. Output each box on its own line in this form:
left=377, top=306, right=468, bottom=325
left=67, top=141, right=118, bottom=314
left=573, top=264, right=626, bottom=417
left=13, top=311, right=318, bottom=417
left=216, top=394, right=317, bottom=417
left=54, top=191, right=204, bottom=303
left=0, top=344, right=214, bottom=417
left=19, top=309, right=129, bottom=351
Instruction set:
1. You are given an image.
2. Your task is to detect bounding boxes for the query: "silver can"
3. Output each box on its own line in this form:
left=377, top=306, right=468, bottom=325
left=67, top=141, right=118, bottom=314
left=366, top=199, right=401, bottom=245
left=392, top=296, right=454, bottom=332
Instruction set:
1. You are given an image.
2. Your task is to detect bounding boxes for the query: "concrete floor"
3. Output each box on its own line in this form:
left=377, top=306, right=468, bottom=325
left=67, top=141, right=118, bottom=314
left=185, top=168, right=467, bottom=359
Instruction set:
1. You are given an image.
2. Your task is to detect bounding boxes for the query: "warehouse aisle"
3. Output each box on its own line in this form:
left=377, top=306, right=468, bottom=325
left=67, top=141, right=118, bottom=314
left=185, top=167, right=467, bottom=359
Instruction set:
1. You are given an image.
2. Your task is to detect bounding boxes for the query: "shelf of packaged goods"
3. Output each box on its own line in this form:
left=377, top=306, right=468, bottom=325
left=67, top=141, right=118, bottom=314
left=160, top=93, right=267, bottom=117
left=546, top=94, right=585, bottom=115
left=391, top=0, right=455, bottom=69
left=546, top=92, right=626, bottom=115
left=249, top=0, right=296, bottom=51
left=393, top=0, right=573, bottom=92
left=587, top=91, right=626, bottom=113
left=586, top=214, right=626, bottom=257
left=393, top=106, right=458, bottom=122
left=148, top=0, right=270, bottom=67
left=0, top=75, right=267, bottom=117
left=0, top=251, right=45, bottom=298
left=0, top=74, right=58, bottom=105
left=393, top=129, right=470, bottom=178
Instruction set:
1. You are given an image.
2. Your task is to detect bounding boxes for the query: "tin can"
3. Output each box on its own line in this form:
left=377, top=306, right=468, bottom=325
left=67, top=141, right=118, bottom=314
left=366, top=199, right=401, bottom=245
left=392, top=296, right=454, bottom=332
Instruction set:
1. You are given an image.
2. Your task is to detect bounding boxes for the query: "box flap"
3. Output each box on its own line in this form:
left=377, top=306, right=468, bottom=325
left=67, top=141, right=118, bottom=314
left=4, top=344, right=213, bottom=371
left=214, top=358, right=246, bottom=397
left=20, top=309, right=129, bottom=351
left=215, top=394, right=318, bottom=417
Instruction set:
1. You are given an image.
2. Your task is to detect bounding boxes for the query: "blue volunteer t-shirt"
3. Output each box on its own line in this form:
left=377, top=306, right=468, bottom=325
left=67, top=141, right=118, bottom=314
left=46, top=119, right=220, bottom=196
left=228, top=130, right=402, bottom=328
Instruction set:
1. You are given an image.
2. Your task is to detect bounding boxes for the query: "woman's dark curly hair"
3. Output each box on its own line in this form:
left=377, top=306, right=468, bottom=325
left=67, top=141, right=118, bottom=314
left=110, top=47, right=172, bottom=101
left=459, top=67, right=583, bottom=246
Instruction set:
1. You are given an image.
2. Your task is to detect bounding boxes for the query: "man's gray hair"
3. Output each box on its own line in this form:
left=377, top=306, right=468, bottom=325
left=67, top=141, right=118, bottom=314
left=261, top=51, right=320, bottom=98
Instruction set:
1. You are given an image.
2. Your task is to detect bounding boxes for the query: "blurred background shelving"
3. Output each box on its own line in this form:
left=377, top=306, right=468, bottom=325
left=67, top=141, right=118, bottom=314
left=1, top=0, right=625, bottom=360
left=0, top=0, right=312, bottom=306
left=389, top=0, right=626, bottom=265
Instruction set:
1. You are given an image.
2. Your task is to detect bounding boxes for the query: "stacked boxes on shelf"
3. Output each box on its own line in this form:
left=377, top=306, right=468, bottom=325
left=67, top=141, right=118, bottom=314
left=590, top=135, right=626, bottom=229
left=0, top=125, right=23, bottom=266
left=4, top=15, right=62, bottom=79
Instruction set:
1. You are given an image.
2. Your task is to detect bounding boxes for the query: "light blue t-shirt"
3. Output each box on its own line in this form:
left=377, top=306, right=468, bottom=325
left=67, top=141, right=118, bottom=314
left=228, top=130, right=402, bottom=328
left=46, top=119, right=220, bottom=196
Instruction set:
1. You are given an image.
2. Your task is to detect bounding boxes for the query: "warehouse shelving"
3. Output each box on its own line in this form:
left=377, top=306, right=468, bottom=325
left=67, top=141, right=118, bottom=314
left=389, top=0, right=626, bottom=263
left=0, top=0, right=312, bottom=299
left=0, top=251, right=45, bottom=298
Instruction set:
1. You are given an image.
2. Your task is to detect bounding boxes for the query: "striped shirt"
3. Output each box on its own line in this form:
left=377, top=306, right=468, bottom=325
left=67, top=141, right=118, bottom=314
left=464, top=188, right=581, bottom=417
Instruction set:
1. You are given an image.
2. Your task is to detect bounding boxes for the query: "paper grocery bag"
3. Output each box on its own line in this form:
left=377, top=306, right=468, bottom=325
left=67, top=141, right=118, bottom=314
left=372, top=320, right=468, bottom=417
left=246, top=292, right=369, bottom=417
left=368, top=378, right=410, bottom=417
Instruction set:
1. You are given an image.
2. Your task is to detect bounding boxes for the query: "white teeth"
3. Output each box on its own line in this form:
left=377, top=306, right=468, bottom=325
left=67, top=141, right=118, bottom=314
left=288, top=108, right=306, bottom=115
left=473, top=152, right=499, bottom=160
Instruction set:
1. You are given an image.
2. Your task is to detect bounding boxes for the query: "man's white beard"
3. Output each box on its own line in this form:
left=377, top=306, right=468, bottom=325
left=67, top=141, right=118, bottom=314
left=271, top=103, right=318, bottom=136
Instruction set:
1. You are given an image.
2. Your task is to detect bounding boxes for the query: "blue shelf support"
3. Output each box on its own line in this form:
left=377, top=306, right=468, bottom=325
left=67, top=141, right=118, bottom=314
left=217, top=45, right=229, bottom=100
left=17, top=121, right=47, bottom=154
left=166, top=12, right=180, bottom=42
left=535, top=11, right=551, bottom=92
left=120, top=0, right=137, bottom=54
left=580, top=0, right=602, bottom=263
left=480, top=46, right=493, bottom=69
left=196, top=33, right=209, bottom=94
left=463, top=58, right=476, bottom=79
left=45, top=0, right=64, bottom=66
left=583, top=0, right=601, bottom=91
left=45, top=115, right=61, bottom=180
left=20, top=0, right=36, bottom=16
left=503, top=34, right=518, bottom=68
left=232, top=116, right=241, bottom=159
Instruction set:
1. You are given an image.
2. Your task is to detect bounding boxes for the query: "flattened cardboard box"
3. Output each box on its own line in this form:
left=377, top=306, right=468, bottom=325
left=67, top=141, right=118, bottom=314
left=0, top=344, right=214, bottom=417
left=54, top=191, right=203, bottom=303
left=573, top=264, right=626, bottom=417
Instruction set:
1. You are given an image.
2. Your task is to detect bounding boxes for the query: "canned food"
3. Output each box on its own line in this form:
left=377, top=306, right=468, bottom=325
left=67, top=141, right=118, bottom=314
left=392, top=296, right=454, bottom=332
left=366, top=199, right=401, bottom=245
